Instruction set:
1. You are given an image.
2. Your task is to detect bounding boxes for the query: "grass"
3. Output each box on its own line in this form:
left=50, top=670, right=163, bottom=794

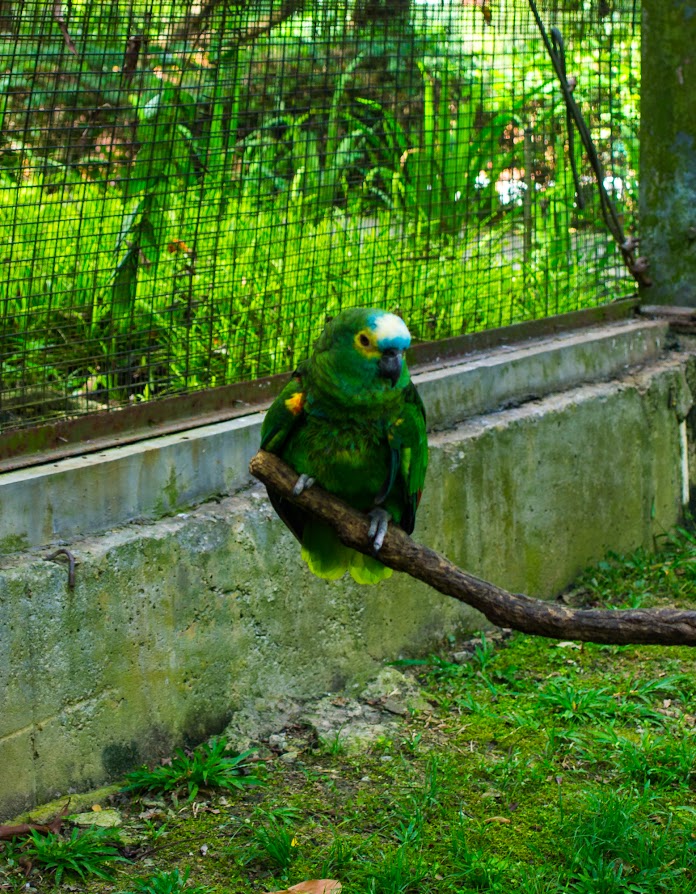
left=249, top=810, right=301, bottom=871
left=3, top=529, right=695, bottom=893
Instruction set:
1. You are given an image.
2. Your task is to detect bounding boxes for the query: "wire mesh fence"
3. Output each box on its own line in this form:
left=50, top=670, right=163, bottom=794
left=0, top=0, right=639, bottom=435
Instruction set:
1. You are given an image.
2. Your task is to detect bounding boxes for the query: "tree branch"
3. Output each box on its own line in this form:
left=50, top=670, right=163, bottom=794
left=175, top=0, right=305, bottom=43
left=250, top=450, right=696, bottom=646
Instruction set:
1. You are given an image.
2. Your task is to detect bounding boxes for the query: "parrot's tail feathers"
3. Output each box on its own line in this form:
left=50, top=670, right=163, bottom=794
left=300, top=521, right=393, bottom=584
left=349, top=550, right=393, bottom=585
left=301, top=522, right=351, bottom=581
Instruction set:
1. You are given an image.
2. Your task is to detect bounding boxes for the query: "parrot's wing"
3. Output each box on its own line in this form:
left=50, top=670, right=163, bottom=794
left=260, top=369, right=306, bottom=453
left=390, top=381, right=428, bottom=535
left=260, top=369, right=308, bottom=544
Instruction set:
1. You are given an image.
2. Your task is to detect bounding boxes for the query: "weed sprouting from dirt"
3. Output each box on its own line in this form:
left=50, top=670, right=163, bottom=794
left=122, top=738, right=263, bottom=801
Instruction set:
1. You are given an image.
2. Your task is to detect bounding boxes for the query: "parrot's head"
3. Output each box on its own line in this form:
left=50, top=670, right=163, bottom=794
left=311, top=307, right=412, bottom=404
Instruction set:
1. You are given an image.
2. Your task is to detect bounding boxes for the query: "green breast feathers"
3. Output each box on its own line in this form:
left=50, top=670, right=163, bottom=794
left=260, top=307, right=428, bottom=584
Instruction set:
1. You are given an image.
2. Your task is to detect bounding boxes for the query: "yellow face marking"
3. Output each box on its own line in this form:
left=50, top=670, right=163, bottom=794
left=285, top=392, right=306, bottom=416
left=354, top=328, right=380, bottom=357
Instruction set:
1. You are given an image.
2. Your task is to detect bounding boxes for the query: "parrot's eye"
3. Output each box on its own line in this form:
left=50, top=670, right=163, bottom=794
left=358, top=333, right=371, bottom=347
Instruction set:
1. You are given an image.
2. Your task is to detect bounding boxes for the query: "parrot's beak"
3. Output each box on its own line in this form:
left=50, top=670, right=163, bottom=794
left=378, top=348, right=403, bottom=387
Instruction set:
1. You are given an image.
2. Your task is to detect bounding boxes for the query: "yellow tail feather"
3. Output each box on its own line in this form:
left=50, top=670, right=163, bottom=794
left=350, top=550, right=393, bottom=584
left=301, top=521, right=392, bottom=584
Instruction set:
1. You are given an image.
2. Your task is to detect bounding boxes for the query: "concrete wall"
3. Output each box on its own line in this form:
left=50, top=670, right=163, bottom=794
left=1, top=319, right=694, bottom=818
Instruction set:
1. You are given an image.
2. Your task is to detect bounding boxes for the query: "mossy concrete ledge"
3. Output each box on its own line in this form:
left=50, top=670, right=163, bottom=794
left=0, top=325, right=694, bottom=818
left=0, top=318, right=669, bottom=554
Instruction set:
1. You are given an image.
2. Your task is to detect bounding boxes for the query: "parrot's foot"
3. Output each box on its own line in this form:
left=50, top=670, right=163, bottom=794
left=293, top=473, right=315, bottom=496
left=367, top=507, right=391, bottom=552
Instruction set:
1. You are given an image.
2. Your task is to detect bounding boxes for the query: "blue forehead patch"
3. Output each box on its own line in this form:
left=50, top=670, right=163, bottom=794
left=368, top=311, right=411, bottom=350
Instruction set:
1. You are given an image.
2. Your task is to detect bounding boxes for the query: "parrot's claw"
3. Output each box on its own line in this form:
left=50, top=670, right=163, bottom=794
left=293, top=474, right=315, bottom=496
left=367, top=507, right=391, bottom=552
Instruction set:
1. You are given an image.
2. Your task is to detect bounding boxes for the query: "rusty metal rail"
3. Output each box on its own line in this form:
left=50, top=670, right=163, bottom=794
left=0, top=300, right=638, bottom=473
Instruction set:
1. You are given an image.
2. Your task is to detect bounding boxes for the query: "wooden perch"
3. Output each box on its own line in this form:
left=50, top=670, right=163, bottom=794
left=250, top=450, right=696, bottom=647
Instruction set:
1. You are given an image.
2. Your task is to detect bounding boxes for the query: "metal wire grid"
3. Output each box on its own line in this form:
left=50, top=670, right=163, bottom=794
left=0, top=0, right=639, bottom=432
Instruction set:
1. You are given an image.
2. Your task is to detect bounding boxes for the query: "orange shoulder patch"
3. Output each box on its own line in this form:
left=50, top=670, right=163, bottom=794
left=284, top=391, right=306, bottom=416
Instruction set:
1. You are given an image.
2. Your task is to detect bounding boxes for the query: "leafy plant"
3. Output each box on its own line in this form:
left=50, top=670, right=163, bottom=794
left=24, top=826, right=126, bottom=884
left=361, top=61, right=532, bottom=235
left=392, top=808, right=423, bottom=847
left=119, top=868, right=209, bottom=894
left=122, top=738, right=262, bottom=801
left=240, top=55, right=368, bottom=219
left=535, top=678, right=618, bottom=724
left=319, top=833, right=359, bottom=878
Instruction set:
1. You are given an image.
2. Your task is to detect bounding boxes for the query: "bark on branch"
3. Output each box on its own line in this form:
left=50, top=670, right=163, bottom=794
left=250, top=450, right=696, bottom=647
left=175, top=0, right=305, bottom=43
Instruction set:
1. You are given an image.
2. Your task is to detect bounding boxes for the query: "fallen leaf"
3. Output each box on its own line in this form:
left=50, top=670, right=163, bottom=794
left=484, top=816, right=511, bottom=825
left=18, top=855, right=33, bottom=877
left=267, top=880, right=342, bottom=894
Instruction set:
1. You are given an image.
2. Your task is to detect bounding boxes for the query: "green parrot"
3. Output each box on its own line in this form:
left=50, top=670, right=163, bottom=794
left=260, top=307, right=428, bottom=584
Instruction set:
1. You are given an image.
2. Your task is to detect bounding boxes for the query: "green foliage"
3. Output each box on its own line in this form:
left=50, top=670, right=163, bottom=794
left=362, top=845, right=427, bottom=894
left=534, top=673, right=689, bottom=726
left=320, top=729, right=348, bottom=756
left=24, top=826, right=126, bottom=884
left=584, top=729, right=696, bottom=790
left=535, top=678, right=619, bottom=724
left=112, top=87, right=202, bottom=322
left=575, top=524, right=696, bottom=608
left=239, top=55, right=381, bottom=222
left=248, top=807, right=302, bottom=870
left=566, top=790, right=695, bottom=893
left=251, top=820, right=297, bottom=870
left=122, top=738, right=262, bottom=801
left=449, top=826, right=510, bottom=890
left=119, top=868, right=209, bottom=894
left=361, top=60, right=523, bottom=235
